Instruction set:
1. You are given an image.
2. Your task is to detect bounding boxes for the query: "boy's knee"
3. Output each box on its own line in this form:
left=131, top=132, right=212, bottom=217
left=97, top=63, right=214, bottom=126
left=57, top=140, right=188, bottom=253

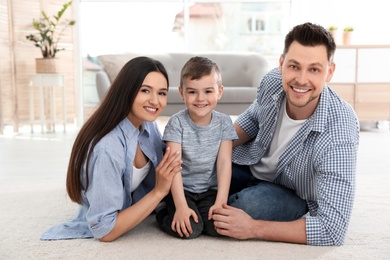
left=185, top=229, right=202, bottom=239
left=204, top=223, right=220, bottom=237
left=185, top=219, right=203, bottom=239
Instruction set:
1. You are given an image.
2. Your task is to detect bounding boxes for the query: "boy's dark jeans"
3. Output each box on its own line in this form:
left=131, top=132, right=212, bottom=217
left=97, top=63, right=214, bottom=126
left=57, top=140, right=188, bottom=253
left=156, top=189, right=220, bottom=239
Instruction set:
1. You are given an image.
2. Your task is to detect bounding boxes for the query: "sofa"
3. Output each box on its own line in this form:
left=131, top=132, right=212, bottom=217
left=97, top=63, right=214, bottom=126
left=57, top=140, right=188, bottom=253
left=96, top=52, right=269, bottom=116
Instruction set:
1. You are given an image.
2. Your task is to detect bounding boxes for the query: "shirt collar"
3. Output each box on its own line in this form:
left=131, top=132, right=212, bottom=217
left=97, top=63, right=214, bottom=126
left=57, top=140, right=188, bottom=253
left=273, top=84, right=329, bottom=133
left=118, top=117, right=151, bottom=138
left=306, top=85, right=329, bottom=133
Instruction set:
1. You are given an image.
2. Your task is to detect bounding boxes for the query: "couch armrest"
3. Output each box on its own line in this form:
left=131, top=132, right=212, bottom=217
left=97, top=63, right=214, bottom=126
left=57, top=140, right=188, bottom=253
left=96, top=70, right=111, bottom=101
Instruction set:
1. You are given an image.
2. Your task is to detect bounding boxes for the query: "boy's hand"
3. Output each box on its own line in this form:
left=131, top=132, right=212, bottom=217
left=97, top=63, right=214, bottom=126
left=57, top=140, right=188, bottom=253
left=171, top=207, right=198, bottom=237
left=208, top=202, right=224, bottom=220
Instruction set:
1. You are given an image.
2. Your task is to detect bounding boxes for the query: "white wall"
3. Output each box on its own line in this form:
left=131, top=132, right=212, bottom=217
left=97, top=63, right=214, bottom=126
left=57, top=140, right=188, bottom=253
left=78, top=0, right=390, bottom=108
left=290, top=0, right=390, bottom=44
left=79, top=2, right=184, bottom=56
left=79, top=0, right=390, bottom=57
left=288, top=0, right=390, bottom=83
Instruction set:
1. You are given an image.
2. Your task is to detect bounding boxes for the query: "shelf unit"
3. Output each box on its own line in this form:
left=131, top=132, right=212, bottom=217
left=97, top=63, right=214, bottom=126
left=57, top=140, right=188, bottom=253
left=330, top=45, right=390, bottom=122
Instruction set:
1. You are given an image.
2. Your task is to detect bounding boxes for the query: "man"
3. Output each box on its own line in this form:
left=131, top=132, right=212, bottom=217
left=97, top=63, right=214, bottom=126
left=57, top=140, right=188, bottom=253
left=212, top=22, right=359, bottom=246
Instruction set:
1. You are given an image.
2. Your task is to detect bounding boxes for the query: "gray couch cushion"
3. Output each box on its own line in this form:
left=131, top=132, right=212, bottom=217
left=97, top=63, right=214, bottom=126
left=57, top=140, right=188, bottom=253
left=97, top=52, right=268, bottom=88
left=96, top=52, right=268, bottom=115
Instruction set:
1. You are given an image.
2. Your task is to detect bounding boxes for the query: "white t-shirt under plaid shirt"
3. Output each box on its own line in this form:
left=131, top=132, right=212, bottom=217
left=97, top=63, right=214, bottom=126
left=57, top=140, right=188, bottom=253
left=163, top=109, right=238, bottom=193
left=232, top=68, right=360, bottom=246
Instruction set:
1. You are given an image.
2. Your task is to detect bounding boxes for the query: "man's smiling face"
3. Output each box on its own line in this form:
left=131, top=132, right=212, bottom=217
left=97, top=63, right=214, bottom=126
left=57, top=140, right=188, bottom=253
left=279, top=41, right=335, bottom=120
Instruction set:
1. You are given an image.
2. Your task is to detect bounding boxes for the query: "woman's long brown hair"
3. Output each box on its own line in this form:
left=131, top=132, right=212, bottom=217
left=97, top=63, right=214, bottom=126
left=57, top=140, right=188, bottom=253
left=66, top=57, right=169, bottom=204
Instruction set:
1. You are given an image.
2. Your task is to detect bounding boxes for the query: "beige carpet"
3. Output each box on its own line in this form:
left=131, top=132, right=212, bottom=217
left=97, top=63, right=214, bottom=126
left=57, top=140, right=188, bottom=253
left=0, top=127, right=389, bottom=259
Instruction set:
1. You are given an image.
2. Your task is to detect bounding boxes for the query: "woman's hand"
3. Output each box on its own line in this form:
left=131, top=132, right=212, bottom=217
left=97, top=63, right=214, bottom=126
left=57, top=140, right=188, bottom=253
left=154, top=147, right=182, bottom=196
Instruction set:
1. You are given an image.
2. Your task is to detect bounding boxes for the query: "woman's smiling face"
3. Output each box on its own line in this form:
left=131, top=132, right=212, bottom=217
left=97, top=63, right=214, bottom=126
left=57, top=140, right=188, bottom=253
left=128, top=71, right=168, bottom=128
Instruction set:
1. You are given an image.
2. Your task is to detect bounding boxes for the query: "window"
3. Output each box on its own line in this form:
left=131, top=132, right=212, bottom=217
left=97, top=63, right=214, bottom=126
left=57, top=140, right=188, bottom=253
left=79, top=0, right=291, bottom=108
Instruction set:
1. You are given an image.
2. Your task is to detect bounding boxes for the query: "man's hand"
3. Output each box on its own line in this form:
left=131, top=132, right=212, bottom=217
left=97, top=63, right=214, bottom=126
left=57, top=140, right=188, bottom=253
left=213, top=203, right=308, bottom=244
left=212, top=203, right=255, bottom=239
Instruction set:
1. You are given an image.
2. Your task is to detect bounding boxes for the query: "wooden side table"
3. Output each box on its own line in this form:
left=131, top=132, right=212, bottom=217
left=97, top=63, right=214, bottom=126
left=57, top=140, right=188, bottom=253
left=29, top=74, right=66, bottom=133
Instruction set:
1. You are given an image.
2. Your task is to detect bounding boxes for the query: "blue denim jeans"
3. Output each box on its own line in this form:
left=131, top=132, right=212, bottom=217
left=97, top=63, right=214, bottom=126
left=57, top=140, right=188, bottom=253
left=228, top=163, right=308, bottom=221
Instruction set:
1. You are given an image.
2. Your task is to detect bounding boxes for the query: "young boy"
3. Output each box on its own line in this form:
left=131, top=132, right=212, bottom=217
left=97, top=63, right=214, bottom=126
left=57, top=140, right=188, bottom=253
left=156, top=56, right=237, bottom=239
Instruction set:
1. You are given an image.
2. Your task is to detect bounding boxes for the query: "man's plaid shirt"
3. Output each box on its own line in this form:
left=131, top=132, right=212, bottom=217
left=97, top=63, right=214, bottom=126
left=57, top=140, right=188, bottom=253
left=233, top=68, right=360, bottom=246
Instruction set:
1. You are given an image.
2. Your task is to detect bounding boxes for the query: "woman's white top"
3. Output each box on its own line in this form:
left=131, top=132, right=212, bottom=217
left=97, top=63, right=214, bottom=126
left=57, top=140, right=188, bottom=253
left=131, top=161, right=151, bottom=192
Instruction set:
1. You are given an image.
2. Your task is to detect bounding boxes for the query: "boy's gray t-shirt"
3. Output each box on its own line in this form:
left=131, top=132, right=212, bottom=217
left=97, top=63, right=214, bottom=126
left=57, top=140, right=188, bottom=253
left=163, top=109, right=238, bottom=193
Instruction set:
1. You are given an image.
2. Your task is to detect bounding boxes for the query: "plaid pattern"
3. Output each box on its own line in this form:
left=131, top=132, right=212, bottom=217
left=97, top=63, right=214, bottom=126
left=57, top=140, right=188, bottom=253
left=233, top=68, right=360, bottom=246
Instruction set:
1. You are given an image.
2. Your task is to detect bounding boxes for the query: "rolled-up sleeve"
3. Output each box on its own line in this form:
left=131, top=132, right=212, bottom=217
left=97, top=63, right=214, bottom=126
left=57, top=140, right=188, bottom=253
left=306, top=141, right=358, bottom=246
left=84, top=148, right=125, bottom=239
left=235, top=100, right=260, bottom=139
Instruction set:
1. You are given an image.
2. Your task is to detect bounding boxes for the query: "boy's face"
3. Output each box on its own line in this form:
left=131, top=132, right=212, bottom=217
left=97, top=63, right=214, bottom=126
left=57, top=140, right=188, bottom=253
left=179, top=72, right=223, bottom=124
left=279, top=41, right=335, bottom=120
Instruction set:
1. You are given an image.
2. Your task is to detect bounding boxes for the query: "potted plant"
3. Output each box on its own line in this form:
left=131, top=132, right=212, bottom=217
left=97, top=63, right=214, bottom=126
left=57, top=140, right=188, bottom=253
left=26, top=1, right=76, bottom=73
left=342, top=26, right=354, bottom=45
left=328, top=25, right=338, bottom=43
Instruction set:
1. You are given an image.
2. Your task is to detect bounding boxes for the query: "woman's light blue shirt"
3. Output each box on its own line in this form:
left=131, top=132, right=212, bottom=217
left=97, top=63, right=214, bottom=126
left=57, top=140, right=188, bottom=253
left=41, top=118, right=164, bottom=240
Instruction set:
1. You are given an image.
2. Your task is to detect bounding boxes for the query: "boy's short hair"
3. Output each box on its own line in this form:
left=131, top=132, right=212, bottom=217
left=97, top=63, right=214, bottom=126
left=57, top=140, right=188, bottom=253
left=180, top=56, right=222, bottom=88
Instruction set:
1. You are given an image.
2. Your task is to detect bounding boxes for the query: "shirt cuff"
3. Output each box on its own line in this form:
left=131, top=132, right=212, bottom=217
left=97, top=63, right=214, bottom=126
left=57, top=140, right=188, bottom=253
left=89, top=212, right=117, bottom=239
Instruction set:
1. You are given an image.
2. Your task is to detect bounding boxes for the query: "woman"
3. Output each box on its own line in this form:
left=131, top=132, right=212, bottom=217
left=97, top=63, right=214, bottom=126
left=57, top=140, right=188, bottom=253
left=41, top=57, right=182, bottom=242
